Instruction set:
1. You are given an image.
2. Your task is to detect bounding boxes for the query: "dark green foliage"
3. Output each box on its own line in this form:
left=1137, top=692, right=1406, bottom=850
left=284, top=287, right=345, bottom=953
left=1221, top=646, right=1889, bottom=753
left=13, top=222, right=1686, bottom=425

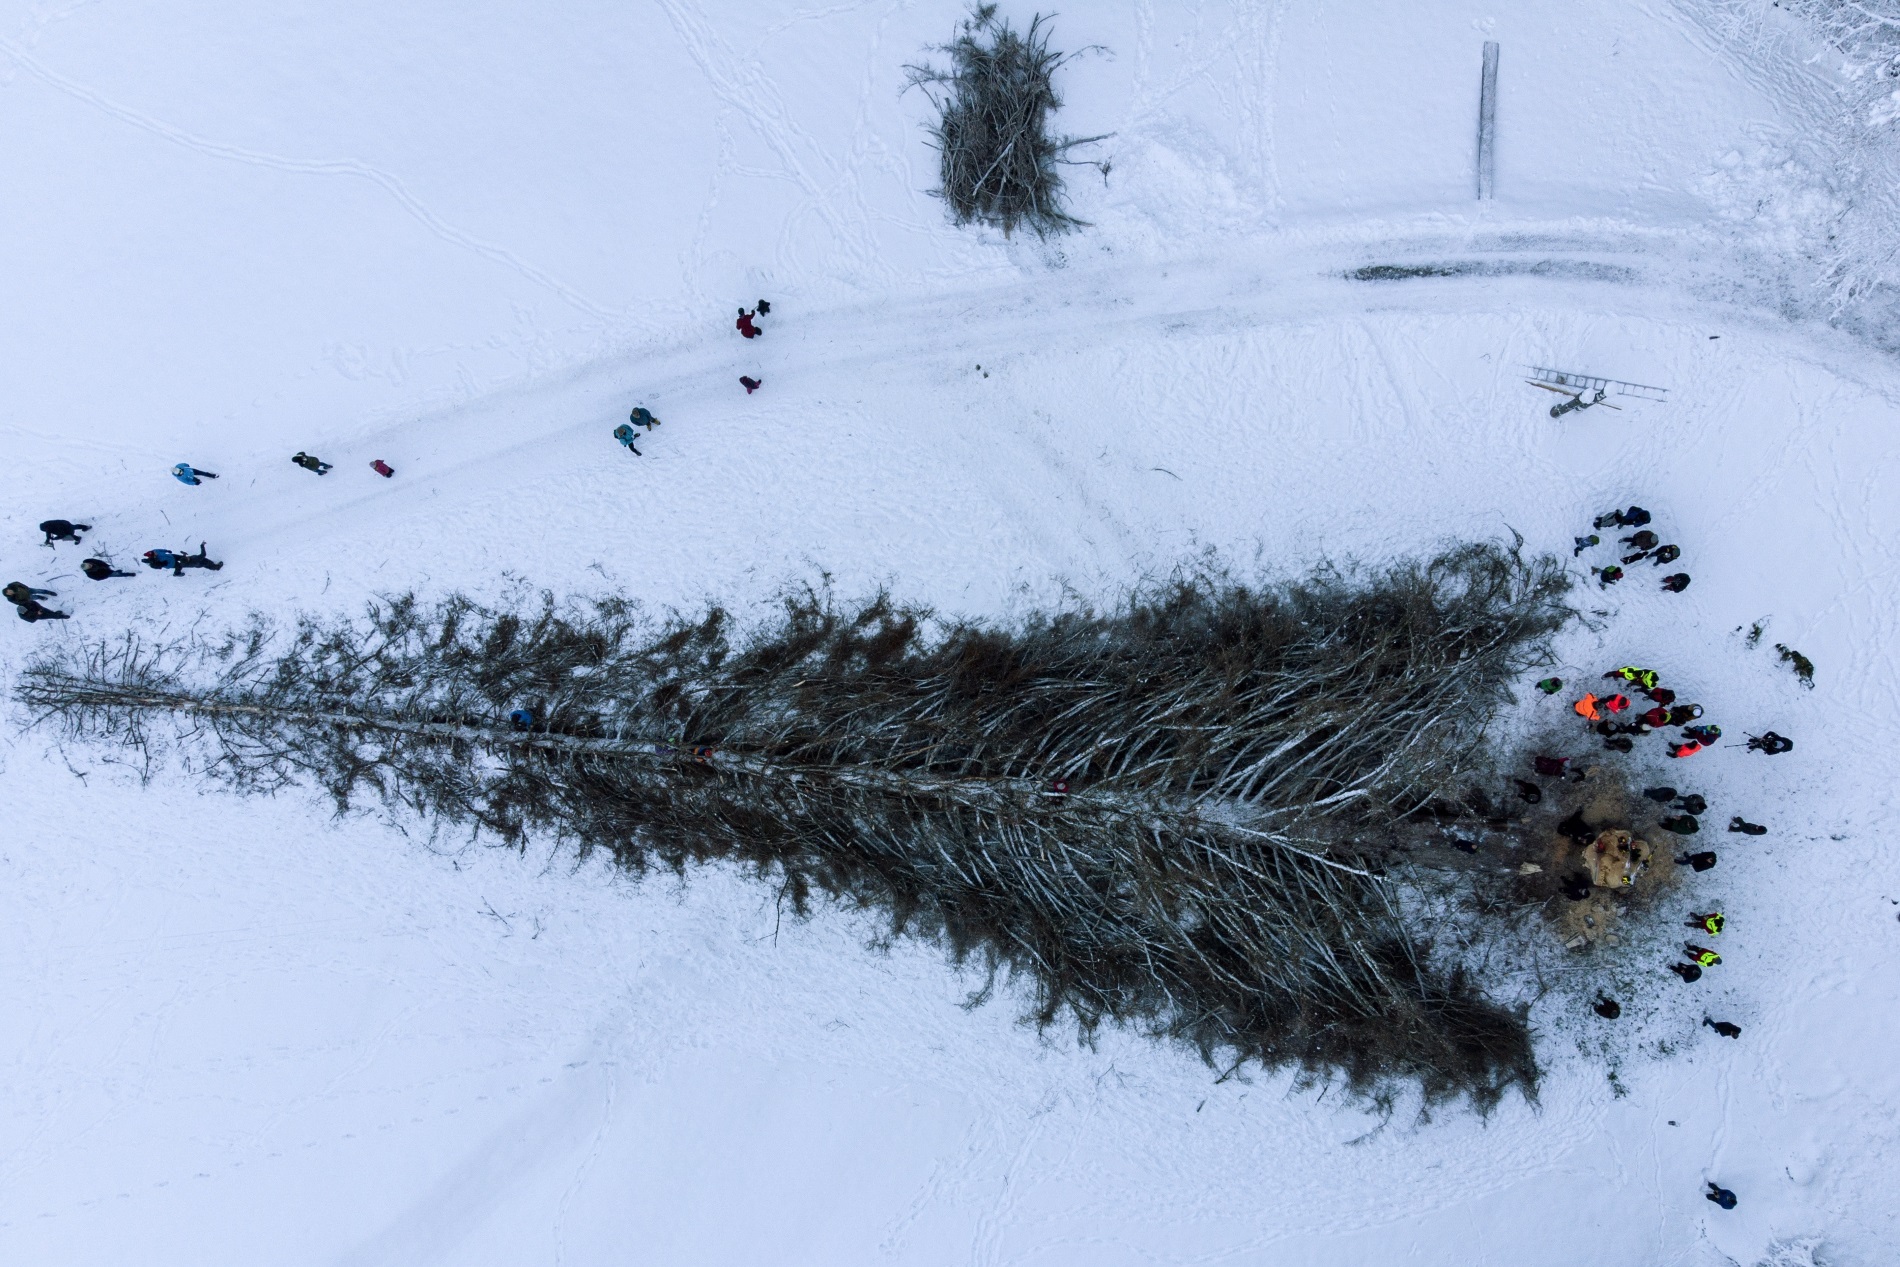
left=905, top=8, right=1107, bottom=237
left=19, top=542, right=1574, bottom=1108
left=1774, top=643, right=1815, bottom=689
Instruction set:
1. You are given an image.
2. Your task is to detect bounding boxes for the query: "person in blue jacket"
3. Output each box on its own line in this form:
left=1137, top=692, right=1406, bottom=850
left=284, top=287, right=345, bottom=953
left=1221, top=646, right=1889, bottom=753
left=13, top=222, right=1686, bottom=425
left=613, top=424, right=643, bottom=456
left=172, top=463, right=219, bottom=485
left=142, top=543, right=224, bottom=575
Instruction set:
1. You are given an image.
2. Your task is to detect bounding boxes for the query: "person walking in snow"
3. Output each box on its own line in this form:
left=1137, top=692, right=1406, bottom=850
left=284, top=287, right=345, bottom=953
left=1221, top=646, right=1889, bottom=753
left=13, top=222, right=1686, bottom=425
left=1670, top=962, right=1703, bottom=982
left=612, top=424, right=643, bottom=457
left=81, top=558, right=134, bottom=580
left=1605, top=665, right=1660, bottom=690
left=1685, top=943, right=1722, bottom=967
left=1661, top=572, right=1692, bottom=593
left=1705, top=1182, right=1738, bottom=1210
left=1687, top=911, right=1724, bottom=935
left=14, top=598, right=68, bottom=622
left=1593, top=565, right=1624, bottom=588
left=143, top=543, right=223, bottom=576
left=740, top=375, right=763, bottom=394
left=171, top=463, right=217, bottom=485
left=1666, top=703, right=1704, bottom=726
left=1703, top=1017, right=1742, bottom=1039
left=1621, top=529, right=1660, bottom=552
left=4, top=581, right=56, bottom=606
left=1747, top=731, right=1794, bottom=755
left=371, top=459, right=396, bottom=478
left=1660, top=813, right=1700, bottom=835
left=1594, top=506, right=1651, bottom=529
left=1573, top=534, right=1599, bottom=557
left=1650, top=544, right=1681, bottom=567
left=1670, top=738, right=1706, bottom=759
left=1680, top=724, right=1722, bottom=747
left=1728, top=816, right=1767, bottom=835
left=1676, top=850, right=1717, bottom=871
left=1536, top=676, right=1564, bottom=695
left=736, top=308, right=763, bottom=339
left=628, top=406, right=660, bottom=431
left=1676, top=793, right=1707, bottom=815
left=292, top=451, right=333, bottom=475
left=39, top=519, right=90, bottom=547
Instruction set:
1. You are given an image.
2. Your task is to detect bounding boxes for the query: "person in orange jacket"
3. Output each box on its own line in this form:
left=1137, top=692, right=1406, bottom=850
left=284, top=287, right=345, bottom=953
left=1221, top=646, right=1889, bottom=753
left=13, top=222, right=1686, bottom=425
left=1574, top=692, right=1630, bottom=722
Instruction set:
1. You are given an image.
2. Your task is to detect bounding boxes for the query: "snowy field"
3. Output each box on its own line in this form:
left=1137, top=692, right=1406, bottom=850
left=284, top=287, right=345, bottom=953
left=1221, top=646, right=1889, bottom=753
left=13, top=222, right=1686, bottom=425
left=4, top=2, right=1899, bottom=1264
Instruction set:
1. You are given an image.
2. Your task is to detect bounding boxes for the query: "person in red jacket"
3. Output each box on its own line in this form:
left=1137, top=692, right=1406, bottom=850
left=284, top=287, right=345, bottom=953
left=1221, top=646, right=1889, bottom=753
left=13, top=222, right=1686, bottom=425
left=736, top=308, right=762, bottom=338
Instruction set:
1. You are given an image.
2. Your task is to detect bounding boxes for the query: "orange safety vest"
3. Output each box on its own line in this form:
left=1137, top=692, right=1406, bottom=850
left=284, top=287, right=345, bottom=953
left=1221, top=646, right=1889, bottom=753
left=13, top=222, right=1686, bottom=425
left=1574, top=693, right=1603, bottom=721
left=1669, top=740, right=1703, bottom=759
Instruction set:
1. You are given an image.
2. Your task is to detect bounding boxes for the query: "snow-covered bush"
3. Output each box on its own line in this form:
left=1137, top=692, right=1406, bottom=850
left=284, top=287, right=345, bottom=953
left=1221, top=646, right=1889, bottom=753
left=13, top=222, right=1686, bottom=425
left=905, top=6, right=1107, bottom=237
left=19, top=542, right=1574, bottom=1106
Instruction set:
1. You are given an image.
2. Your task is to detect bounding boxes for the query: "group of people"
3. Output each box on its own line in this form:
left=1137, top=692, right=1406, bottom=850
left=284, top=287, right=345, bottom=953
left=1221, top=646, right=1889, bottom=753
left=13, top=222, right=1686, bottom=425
left=1575, top=506, right=1692, bottom=593
left=613, top=300, right=774, bottom=457
left=1531, top=634, right=1795, bottom=1212
left=14, top=448, right=400, bottom=625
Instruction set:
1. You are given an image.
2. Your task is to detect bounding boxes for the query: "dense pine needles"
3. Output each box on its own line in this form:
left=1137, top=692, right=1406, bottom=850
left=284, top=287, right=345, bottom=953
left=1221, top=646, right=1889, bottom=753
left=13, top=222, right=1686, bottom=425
left=18, top=542, right=1573, bottom=1107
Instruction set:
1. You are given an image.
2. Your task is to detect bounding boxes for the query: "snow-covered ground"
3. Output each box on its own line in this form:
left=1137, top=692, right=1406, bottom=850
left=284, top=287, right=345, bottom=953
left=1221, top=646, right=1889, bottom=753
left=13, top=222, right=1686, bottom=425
left=3, top=2, right=1898, bottom=1263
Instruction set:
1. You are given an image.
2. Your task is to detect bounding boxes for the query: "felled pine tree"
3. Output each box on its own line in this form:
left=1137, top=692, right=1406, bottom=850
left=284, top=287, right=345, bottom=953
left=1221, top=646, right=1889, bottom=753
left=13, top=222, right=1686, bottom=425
left=18, top=541, right=1571, bottom=1106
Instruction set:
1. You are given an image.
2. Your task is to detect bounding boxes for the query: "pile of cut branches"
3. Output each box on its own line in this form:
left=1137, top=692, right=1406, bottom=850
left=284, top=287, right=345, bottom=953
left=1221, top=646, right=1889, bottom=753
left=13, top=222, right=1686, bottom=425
left=18, top=542, right=1572, bottom=1107
left=905, top=6, right=1107, bottom=236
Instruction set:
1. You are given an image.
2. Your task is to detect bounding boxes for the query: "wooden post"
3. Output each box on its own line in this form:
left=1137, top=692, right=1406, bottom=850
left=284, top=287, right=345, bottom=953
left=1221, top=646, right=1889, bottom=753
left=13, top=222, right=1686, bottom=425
left=1477, top=41, right=1499, bottom=200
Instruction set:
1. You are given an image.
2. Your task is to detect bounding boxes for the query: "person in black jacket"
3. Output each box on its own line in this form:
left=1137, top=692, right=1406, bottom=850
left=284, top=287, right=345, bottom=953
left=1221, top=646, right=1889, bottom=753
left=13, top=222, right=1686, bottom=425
left=15, top=598, right=69, bottom=621
left=81, top=558, right=134, bottom=580
left=40, top=519, right=90, bottom=546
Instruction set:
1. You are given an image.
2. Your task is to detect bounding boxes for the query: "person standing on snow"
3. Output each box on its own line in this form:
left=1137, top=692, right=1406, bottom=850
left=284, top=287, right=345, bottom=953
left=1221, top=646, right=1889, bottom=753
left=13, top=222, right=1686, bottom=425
left=14, top=598, right=69, bottom=621
left=142, top=543, right=223, bottom=575
left=628, top=406, right=660, bottom=431
left=292, top=452, right=333, bottom=475
left=4, top=581, right=56, bottom=606
left=1728, top=816, right=1767, bottom=835
left=612, top=424, right=643, bottom=456
left=1594, top=506, right=1651, bottom=529
left=39, top=520, right=90, bottom=547
left=1686, top=911, right=1724, bottom=935
left=736, top=308, right=763, bottom=338
left=171, top=463, right=218, bottom=485
left=1661, top=573, right=1692, bottom=593
left=1703, top=1018, right=1742, bottom=1039
left=1573, top=534, right=1600, bottom=557
left=1676, top=850, right=1717, bottom=871
left=1669, top=962, right=1703, bottom=982
left=1650, top=544, right=1681, bottom=567
left=371, top=459, right=396, bottom=478
left=1593, top=565, right=1625, bottom=588
left=1747, top=731, right=1794, bottom=755
left=1685, top=943, right=1722, bottom=967
left=1536, top=677, right=1564, bottom=695
left=1705, top=1183, right=1738, bottom=1210
left=81, top=558, right=134, bottom=580
left=740, top=375, right=763, bottom=394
